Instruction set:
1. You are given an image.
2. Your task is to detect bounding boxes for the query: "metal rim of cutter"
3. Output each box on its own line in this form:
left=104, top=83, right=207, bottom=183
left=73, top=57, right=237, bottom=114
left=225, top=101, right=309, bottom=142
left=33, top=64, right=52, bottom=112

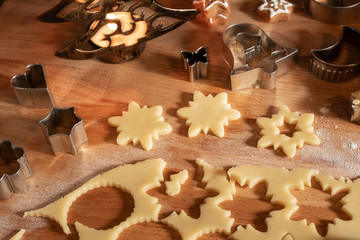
left=40, top=107, right=88, bottom=155
left=223, top=23, right=298, bottom=91
left=304, top=0, right=360, bottom=25
left=10, top=63, right=54, bottom=108
left=0, top=140, right=32, bottom=200
left=309, top=25, right=360, bottom=82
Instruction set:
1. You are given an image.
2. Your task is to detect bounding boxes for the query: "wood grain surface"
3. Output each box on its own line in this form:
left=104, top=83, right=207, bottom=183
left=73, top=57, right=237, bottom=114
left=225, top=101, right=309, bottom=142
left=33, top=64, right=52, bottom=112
left=1, top=0, right=360, bottom=239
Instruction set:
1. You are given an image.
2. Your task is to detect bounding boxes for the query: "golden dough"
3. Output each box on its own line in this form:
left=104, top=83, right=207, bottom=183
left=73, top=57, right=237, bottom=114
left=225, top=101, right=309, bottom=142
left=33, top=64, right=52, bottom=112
left=108, top=101, right=172, bottom=151
left=9, top=229, right=25, bottom=240
left=23, top=159, right=360, bottom=240
left=228, top=165, right=320, bottom=239
left=256, top=105, right=320, bottom=158
left=165, top=170, right=189, bottom=196
left=177, top=91, right=241, bottom=138
left=24, top=159, right=166, bottom=239
left=162, top=159, right=235, bottom=240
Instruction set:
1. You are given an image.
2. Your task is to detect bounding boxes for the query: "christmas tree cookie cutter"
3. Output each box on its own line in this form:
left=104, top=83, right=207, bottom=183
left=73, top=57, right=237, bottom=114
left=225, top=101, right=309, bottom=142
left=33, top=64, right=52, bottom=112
left=309, top=25, right=360, bottom=82
left=223, top=23, right=298, bottom=91
left=10, top=63, right=54, bottom=108
left=40, top=107, right=88, bottom=155
left=0, top=140, right=32, bottom=200
left=304, top=0, right=360, bottom=25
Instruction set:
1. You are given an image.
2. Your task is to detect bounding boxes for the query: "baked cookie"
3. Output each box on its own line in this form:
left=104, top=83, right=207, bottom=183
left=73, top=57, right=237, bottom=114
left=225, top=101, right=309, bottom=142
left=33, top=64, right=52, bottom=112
left=256, top=0, right=294, bottom=23
left=192, top=0, right=230, bottom=27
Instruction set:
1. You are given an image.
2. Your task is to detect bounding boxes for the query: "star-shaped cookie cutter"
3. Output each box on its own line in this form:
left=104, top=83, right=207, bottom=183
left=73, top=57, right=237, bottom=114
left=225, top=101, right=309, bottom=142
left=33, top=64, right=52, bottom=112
left=304, top=0, right=360, bottom=25
left=309, top=25, right=360, bottom=82
left=10, top=63, right=54, bottom=108
left=181, top=46, right=208, bottom=82
left=223, top=23, right=298, bottom=91
left=0, top=140, right=32, bottom=200
left=40, top=107, right=88, bottom=155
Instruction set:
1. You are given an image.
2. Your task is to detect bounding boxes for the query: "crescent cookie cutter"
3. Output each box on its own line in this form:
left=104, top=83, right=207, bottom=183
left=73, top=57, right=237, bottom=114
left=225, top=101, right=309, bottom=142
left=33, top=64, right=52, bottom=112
left=309, top=25, right=360, bottom=82
left=304, top=0, right=360, bottom=25
left=10, top=63, right=54, bottom=108
left=0, top=140, right=32, bottom=200
left=223, top=23, right=298, bottom=91
left=181, top=46, right=208, bottom=82
left=40, top=107, right=88, bottom=155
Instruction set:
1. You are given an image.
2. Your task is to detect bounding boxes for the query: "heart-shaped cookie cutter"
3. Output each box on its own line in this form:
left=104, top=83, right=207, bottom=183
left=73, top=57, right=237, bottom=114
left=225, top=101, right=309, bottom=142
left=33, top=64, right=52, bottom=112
left=223, top=23, right=298, bottom=91
left=304, top=0, right=360, bottom=25
left=40, top=107, right=88, bottom=155
left=0, top=140, right=32, bottom=200
left=10, top=63, right=54, bottom=108
left=309, top=25, right=360, bottom=82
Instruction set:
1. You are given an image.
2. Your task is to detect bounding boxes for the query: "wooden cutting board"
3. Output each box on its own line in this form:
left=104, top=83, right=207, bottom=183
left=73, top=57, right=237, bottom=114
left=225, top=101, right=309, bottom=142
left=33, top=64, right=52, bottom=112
left=1, top=0, right=360, bottom=239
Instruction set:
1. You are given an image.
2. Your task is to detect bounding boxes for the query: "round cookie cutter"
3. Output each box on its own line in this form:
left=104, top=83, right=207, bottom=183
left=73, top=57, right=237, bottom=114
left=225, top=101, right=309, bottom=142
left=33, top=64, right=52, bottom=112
left=304, top=0, right=360, bottom=25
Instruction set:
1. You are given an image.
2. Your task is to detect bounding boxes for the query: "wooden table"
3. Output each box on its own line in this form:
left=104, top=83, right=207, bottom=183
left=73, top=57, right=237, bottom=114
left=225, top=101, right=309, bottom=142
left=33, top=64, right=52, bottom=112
left=1, top=0, right=360, bottom=239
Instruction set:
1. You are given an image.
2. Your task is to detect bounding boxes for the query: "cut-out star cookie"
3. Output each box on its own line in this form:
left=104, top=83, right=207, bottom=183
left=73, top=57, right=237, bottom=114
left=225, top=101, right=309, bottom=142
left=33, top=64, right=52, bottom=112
left=108, top=101, right=172, bottom=151
left=177, top=91, right=241, bottom=137
left=256, top=105, right=320, bottom=158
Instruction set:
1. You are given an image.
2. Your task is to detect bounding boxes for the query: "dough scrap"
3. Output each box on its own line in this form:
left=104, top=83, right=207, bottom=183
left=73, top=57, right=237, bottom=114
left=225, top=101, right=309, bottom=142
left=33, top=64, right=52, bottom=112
left=24, top=158, right=166, bottom=240
left=162, top=159, right=235, bottom=240
left=228, top=165, right=320, bottom=240
left=9, top=229, right=26, bottom=240
left=256, top=105, right=320, bottom=158
left=108, top=101, right=172, bottom=151
left=165, top=170, right=189, bottom=196
left=177, top=91, right=241, bottom=138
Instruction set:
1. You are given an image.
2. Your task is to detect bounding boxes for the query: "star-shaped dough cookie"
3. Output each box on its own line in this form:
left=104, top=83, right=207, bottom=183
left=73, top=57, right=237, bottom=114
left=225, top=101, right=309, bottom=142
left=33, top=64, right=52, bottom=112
left=177, top=91, right=241, bottom=137
left=256, top=105, right=320, bottom=158
left=108, top=101, right=172, bottom=151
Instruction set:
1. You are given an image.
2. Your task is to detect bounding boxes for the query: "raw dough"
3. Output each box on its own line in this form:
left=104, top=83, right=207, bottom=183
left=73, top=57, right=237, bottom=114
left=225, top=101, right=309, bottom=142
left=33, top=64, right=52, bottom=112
left=162, top=159, right=235, bottom=240
left=228, top=165, right=319, bottom=239
left=165, top=170, right=189, bottom=196
left=23, top=158, right=360, bottom=240
left=177, top=91, right=241, bottom=138
left=108, top=101, right=172, bottom=151
left=256, top=105, right=320, bottom=158
left=314, top=174, right=360, bottom=239
left=9, top=229, right=25, bottom=240
left=24, top=159, right=166, bottom=240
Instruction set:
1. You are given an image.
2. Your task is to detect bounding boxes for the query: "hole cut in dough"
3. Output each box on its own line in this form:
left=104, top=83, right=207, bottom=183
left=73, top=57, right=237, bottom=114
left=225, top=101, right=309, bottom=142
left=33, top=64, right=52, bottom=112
left=24, top=159, right=166, bottom=240
left=177, top=91, right=241, bottom=138
left=256, top=105, right=320, bottom=158
left=22, top=159, right=360, bottom=240
left=290, top=177, right=351, bottom=237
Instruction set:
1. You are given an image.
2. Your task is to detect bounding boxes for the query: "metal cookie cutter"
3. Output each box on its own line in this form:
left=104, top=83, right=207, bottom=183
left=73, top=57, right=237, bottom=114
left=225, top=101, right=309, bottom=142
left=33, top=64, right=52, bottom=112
left=304, top=0, right=360, bottom=25
left=10, top=63, right=54, bottom=108
left=309, top=25, right=360, bottom=82
left=181, top=46, right=208, bottom=82
left=40, top=107, right=88, bottom=155
left=43, top=0, right=197, bottom=63
left=223, top=23, right=298, bottom=91
left=350, top=90, right=360, bottom=123
left=0, top=140, right=32, bottom=200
